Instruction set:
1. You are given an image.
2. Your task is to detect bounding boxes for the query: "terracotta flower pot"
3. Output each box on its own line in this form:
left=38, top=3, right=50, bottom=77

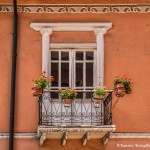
left=93, top=95, right=106, bottom=100
left=63, top=98, right=73, bottom=107
left=31, top=84, right=42, bottom=97
left=93, top=95, right=106, bottom=105
left=114, top=83, right=126, bottom=97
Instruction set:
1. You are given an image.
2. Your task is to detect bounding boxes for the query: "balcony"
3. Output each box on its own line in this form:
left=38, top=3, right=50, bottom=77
left=37, top=91, right=116, bottom=145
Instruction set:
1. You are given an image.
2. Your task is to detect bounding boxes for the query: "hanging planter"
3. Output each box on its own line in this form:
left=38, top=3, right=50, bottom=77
left=59, top=88, right=78, bottom=107
left=31, top=84, right=43, bottom=97
left=93, top=95, right=105, bottom=104
left=63, top=98, right=74, bottom=107
left=93, top=87, right=108, bottom=108
left=113, top=75, right=133, bottom=97
left=93, top=95, right=106, bottom=100
left=32, top=71, right=54, bottom=97
left=114, top=83, right=126, bottom=97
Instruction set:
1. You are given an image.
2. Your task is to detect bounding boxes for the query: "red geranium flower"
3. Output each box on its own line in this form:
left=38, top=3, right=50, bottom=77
left=42, top=78, right=47, bottom=81
left=42, top=70, right=46, bottom=74
left=50, top=76, right=54, bottom=82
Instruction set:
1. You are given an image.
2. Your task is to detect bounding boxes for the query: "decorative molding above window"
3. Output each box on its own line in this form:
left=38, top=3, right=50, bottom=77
left=50, top=43, right=97, bottom=49
left=30, top=22, right=112, bottom=31
left=1, top=4, right=150, bottom=13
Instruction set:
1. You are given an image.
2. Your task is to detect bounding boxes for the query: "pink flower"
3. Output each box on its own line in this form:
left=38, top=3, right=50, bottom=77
left=42, top=70, right=46, bottom=74
left=42, top=78, right=46, bottom=81
left=117, top=79, right=120, bottom=82
left=50, top=76, right=54, bottom=81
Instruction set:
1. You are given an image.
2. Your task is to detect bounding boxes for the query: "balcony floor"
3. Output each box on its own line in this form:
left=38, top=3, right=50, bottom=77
left=38, top=125, right=116, bottom=145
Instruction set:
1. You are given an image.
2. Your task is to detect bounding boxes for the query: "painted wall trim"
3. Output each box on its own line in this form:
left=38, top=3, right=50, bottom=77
left=30, top=22, right=112, bottom=31
left=0, top=133, right=37, bottom=139
left=1, top=132, right=150, bottom=139
left=111, top=133, right=150, bottom=138
left=0, top=4, right=150, bottom=13
left=50, top=43, right=97, bottom=49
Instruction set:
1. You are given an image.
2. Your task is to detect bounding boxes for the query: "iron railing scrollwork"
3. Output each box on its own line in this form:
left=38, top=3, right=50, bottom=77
left=38, top=91, right=113, bottom=126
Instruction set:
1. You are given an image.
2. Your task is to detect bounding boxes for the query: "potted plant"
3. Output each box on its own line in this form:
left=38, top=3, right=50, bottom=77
left=93, top=86, right=108, bottom=105
left=59, top=88, right=78, bottom=107
left=32, top=71, right=54, bottom=96
left=113, top=75, right=133, bottom=97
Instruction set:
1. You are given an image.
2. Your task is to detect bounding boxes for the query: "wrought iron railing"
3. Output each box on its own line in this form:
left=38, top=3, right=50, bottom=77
left=38, top=91, right=112, bottom=126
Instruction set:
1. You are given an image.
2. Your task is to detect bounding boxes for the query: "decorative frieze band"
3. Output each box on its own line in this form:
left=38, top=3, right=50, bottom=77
left=0, top=133, right=37, bottom=139
left=1, top=132, right=150, bottom=139
left=0, top=4, right=150, bottom=13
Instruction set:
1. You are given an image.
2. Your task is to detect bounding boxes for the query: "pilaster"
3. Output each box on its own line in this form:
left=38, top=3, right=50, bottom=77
left=94, top=28, right=107, bottom=87
left=40, top=29, right=52, bottom=76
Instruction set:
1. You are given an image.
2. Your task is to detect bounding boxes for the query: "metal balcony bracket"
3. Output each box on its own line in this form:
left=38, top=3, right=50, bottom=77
left=61, top=132, right=68, bottom=146
left=82, top=132, right=90, bottom=146
left=40, top=132, right=47, bottom=145
left=102, top=132, right=112, bottom=145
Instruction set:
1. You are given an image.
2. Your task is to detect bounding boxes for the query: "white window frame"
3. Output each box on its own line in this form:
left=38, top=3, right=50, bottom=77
left=50, top=46, right=96, bottom=90
left=73, top=49, right=96, bottom=90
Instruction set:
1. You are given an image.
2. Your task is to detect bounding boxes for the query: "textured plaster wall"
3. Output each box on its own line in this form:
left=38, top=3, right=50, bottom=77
left=1, top=139, right=150, bottom=150
left=1, top=0, right=150, bottom=4
left=0, top=12, right=150, bottom=149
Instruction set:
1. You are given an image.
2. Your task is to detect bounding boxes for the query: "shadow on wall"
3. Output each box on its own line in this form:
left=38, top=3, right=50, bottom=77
left=42, top=139, right=105, bottom=150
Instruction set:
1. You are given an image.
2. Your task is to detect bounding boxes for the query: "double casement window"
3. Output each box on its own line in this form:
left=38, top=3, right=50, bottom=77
left=50, top=49, right=96, bottom=91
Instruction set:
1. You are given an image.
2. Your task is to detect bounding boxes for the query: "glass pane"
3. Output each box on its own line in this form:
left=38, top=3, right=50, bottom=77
left=51, top=92, right=59, bottom=99
left=51, top=63, right=58, bottom=87
left=61, top=63, right=69, bottom=87
left=76, top=63, right=83, bottom=87
left=61, top=52, right=69, bottom=60
left=51, top=51, right=59, bottom=60
left=86, top=51, right=93, bottom=60
left=76, top=52, right=83, bottom=60
left=86, top=63, right=93, bottom=87
left=86, top=92, right=92, bottom=98
left=76, top=92, right=83, bottom=99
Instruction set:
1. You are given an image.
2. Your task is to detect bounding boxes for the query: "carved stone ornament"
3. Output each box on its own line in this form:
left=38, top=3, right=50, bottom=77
left=0, top=4, right=150, bottom=13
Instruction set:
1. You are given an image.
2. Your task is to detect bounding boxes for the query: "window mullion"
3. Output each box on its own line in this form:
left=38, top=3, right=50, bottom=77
left=69, top=50, right=72, bottom=88
left=93, top=50, right=96, bottom=87
left=59, top=51, right=61, bottom=89
left=72, top=49, right=75, bottom=89
left=49, top=51, right=51, bottom=77
left=83, top=51, right=86, bottom=90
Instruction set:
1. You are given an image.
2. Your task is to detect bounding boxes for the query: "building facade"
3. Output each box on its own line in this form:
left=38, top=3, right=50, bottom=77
left=0, top=0, right=150, bottom=150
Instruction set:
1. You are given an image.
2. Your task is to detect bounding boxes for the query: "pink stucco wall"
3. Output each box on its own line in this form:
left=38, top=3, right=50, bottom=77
left=1, top=138, right=150, bottom=150
left=0, top=12, right=150, bottom=149
left=2, top=0, right=150, bottom=4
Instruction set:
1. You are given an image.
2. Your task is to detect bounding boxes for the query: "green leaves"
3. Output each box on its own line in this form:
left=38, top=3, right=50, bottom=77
left=33, top=71, right=54, bottom=89
left=59, top=88, right=77, bottom=99
left=93, top=87, right=107, bottom=96
left=113, top=75, right=132, bottom=94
